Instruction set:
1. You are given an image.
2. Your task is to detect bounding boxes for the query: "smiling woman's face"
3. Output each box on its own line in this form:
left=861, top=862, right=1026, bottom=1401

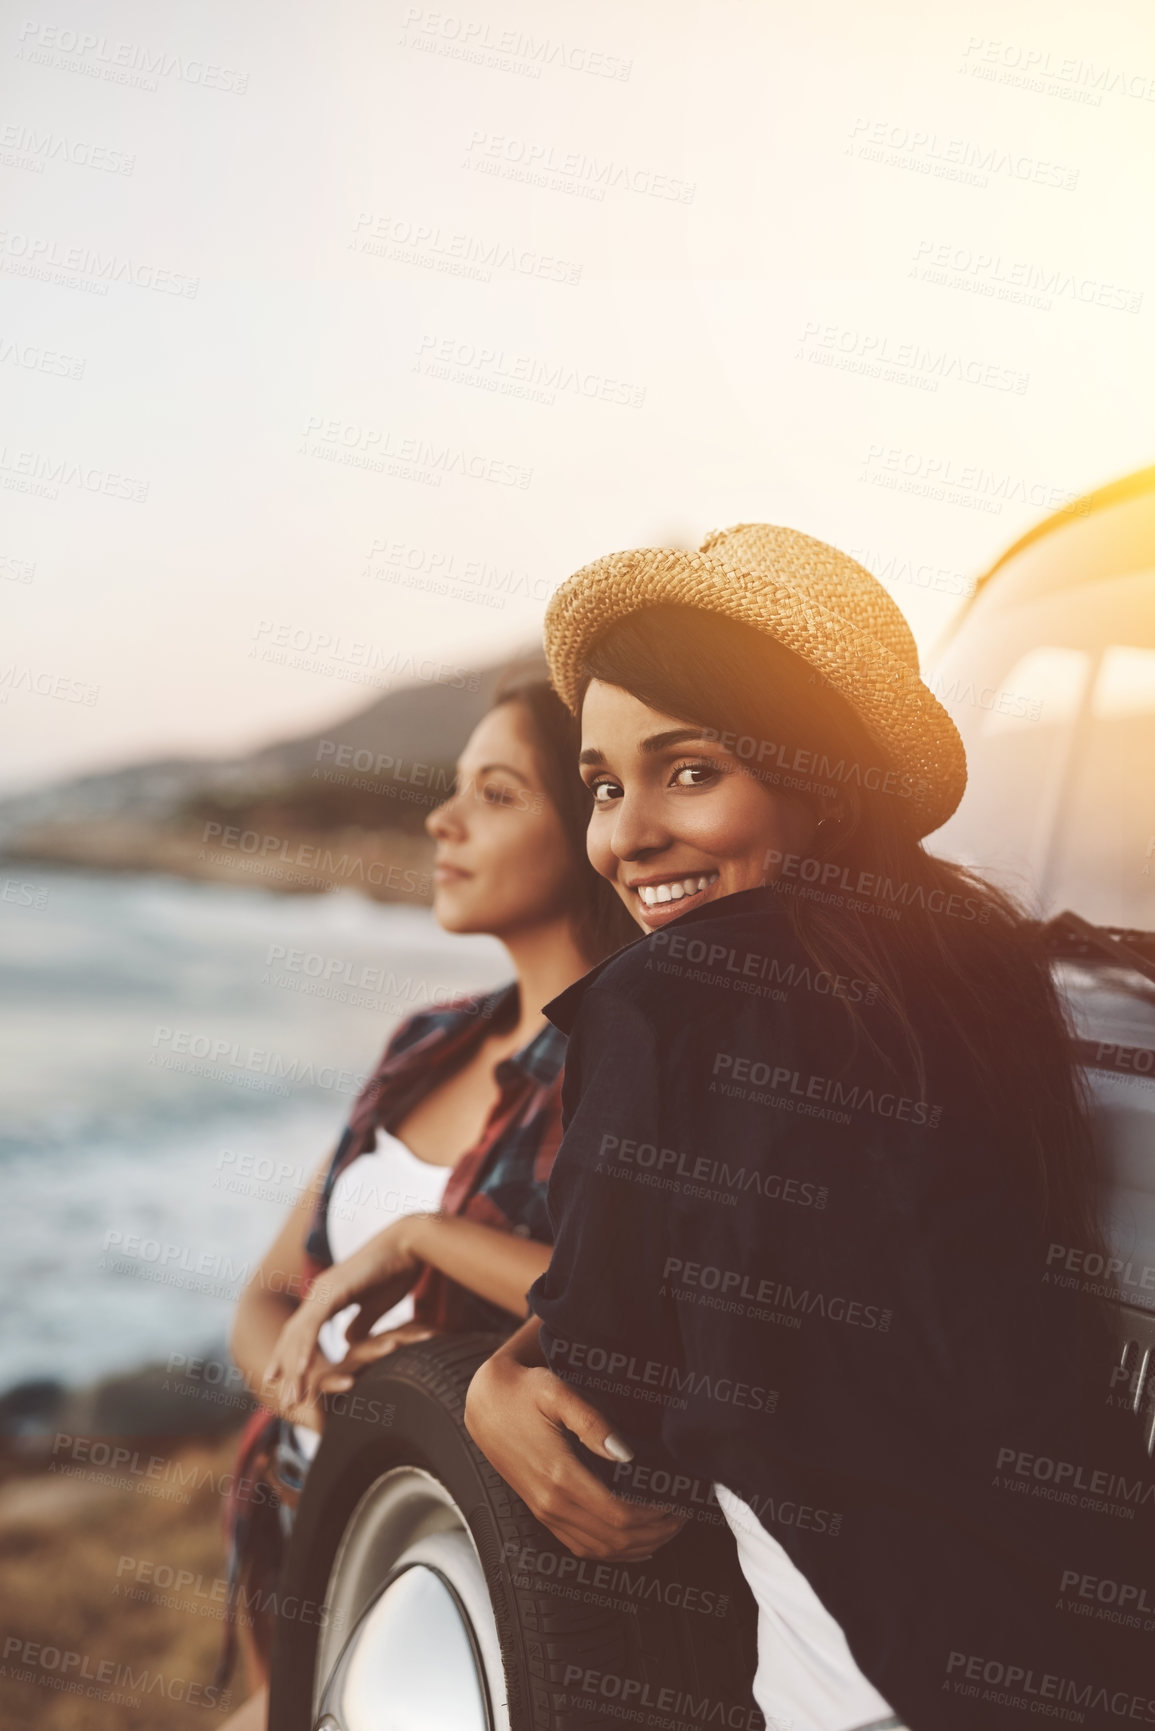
left=579, top=678, right=819, bottom=933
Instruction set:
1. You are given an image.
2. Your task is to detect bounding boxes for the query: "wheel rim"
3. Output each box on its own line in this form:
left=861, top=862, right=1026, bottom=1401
left=313, top=1465, right=511, bottom=1731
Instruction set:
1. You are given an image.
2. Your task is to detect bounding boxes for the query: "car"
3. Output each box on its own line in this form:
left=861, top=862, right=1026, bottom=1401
left=269, top=472, right=1155, bottom=1729
left=930, top=463, right=1155, bottom=1456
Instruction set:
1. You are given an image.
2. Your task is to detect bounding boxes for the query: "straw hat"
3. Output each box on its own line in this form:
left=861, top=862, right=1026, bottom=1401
left=543, top=522, right=967, bottom=837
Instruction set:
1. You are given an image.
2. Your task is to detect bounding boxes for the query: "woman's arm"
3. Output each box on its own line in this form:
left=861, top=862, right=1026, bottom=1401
left=464, top=1317, right=686, bottom=1560
left=265, top=1213, right=549, bottom=1410
left=405, top=1213, right=550, bottom=1317
left=229, top=1154, right=331, bottom=1430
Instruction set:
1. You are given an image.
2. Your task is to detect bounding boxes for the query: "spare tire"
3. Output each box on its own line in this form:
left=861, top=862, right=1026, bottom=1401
left=267, top=1333, right=760, bottom=1731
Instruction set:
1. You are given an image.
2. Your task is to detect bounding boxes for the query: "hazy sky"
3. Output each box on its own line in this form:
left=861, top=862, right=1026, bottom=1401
left=3, top=0, right=1154, bottom=792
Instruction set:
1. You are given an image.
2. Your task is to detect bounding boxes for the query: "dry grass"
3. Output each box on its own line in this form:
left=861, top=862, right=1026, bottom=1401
left=0, top=1431, right=261, bottom=1730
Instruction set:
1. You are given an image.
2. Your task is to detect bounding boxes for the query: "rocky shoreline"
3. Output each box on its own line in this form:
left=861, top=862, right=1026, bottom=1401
left=0, top=1344, right=256, bottom=1457
left=0, top=819, right=437, bottom=903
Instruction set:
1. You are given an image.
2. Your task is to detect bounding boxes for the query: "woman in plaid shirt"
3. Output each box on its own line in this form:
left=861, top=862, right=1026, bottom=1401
left=218, top=676, right=636, bottom=1725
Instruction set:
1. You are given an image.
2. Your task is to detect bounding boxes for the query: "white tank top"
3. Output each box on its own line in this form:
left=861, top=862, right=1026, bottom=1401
left=317, top=1127, right=455, bottom=1361
left=713, top=1482, right=900, bottom=1731
left=293, top=1129, right=453, bottom=1461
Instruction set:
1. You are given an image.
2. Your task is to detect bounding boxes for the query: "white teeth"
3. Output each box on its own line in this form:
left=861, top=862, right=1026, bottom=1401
left=637, top=873, right=717, bottom=907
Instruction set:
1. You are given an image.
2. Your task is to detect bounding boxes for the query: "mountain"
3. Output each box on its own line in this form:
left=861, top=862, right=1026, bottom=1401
left=0, top=641, right=549, bottom=893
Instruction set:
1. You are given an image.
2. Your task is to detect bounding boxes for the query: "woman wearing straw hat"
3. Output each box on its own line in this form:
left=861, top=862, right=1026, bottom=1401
left=458, top=525, right=1151, bottom=1731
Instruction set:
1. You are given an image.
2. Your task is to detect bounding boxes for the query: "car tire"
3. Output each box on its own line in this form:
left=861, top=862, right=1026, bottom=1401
left=267, top=1333, right=759, bottom=1731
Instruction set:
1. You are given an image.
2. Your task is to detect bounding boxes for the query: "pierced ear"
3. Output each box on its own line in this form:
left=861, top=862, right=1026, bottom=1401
left=813, top=799, right=849, bottom=846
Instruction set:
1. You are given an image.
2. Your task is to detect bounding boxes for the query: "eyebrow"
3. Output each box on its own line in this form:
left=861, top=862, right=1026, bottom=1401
left=457, top=761, right=533, bottom=785
left=579, top=726, right=713, bottom=767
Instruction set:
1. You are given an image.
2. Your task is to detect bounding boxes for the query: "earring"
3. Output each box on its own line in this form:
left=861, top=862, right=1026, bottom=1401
left=814, top=812, right=844, bottom=844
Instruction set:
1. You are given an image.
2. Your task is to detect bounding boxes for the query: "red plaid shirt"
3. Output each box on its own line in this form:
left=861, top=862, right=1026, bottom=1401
left=303, top=981, right=567, bottom=1332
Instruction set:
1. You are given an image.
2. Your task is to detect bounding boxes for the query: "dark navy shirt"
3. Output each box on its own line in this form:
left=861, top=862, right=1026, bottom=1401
left=529, top=885, right=1153, bottom=1731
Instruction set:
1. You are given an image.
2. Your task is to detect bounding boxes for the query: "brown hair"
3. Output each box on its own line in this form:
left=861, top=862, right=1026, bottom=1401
left=492, top=674, right=640, bottom=967
left=578, top=604, right=1104, bottom=1251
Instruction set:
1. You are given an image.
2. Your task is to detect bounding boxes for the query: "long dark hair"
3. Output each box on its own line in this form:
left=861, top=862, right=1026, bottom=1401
left=491, top=674, right=639, bottom=966
left=578, top=604, right=1103, bottom=1252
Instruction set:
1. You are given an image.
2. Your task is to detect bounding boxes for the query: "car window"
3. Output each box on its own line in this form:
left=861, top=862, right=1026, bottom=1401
left=1044, top=645, right=1155, bottom=926
left=930, top=569, right=1155, bottom=928
left=978, top=646, right=1088, bottom=737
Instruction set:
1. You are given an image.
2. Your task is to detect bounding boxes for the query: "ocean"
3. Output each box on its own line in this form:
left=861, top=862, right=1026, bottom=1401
left=0, top=867, right=511, bottom=1396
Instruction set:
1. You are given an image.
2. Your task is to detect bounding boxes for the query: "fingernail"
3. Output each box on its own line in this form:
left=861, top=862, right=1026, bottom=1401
left=328, top=1376, right=353, bottom=1391
left=604, top=1432, right=633, bottom=1462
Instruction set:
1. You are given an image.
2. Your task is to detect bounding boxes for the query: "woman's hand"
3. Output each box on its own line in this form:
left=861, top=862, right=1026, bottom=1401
left=263, top=1218, right=428, bottom=1412
left=315, top=1321, right=441, bottom=1393
left=255, top=1352, right=328, bottom=1433
left=464, top=1349, right=686, bottom=1561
